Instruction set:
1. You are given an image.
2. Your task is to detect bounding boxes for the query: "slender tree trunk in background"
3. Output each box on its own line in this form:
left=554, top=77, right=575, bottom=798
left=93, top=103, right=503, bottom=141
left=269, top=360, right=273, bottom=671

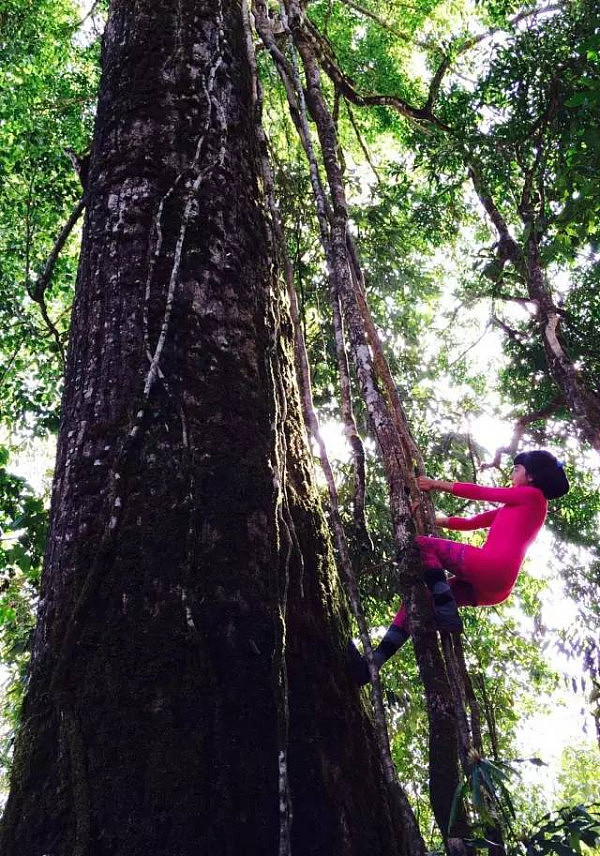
left=525, top=236, right=600, bottom=453
left=1, top=3, right=406, bottom=854
left=470, top=161, right=600, bottom=454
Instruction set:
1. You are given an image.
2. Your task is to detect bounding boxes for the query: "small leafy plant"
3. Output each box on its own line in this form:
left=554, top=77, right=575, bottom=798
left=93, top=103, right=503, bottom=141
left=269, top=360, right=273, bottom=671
left=450, top=751, right=600, bottom=855
left=513, top=805, right=600, bottom=856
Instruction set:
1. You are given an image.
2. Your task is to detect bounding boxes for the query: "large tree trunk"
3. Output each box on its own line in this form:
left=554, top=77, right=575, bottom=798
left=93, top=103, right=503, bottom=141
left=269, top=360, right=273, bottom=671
left=1, top=4, right=406, bottom=854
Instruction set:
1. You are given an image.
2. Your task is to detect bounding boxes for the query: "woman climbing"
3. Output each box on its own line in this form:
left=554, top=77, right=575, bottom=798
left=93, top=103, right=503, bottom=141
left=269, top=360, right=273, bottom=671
left=349, top=450, right=569, bottom=685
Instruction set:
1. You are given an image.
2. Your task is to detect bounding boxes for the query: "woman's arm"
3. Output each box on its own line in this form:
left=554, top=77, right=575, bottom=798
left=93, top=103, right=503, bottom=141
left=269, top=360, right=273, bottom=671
left=418, top=476, right=539, bottom=506
left=418, top=476, right=453, bottom=493
left=451, top=482, right=540, bottom=505
left=440, top=509, right=499, bottom=530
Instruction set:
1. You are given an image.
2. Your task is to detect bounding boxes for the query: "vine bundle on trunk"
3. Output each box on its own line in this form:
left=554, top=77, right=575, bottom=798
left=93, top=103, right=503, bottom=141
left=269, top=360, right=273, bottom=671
left=250, top=3, right=483, bottom=851
left=245, top=6, right=425, bottom=850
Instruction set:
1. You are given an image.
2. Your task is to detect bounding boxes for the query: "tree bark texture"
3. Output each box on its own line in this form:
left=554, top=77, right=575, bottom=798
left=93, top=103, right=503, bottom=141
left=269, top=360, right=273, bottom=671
left=1, top=4, right=405, bottom=855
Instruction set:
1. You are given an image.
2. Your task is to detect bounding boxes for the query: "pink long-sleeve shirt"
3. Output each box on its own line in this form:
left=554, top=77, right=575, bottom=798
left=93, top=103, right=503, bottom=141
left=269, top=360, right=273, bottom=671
left=448, top=482, right=548, bottom=577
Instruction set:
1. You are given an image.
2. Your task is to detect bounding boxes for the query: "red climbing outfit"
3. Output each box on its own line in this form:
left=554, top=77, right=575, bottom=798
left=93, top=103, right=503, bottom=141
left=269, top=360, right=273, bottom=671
left=392, top=482, right=548, bottom=630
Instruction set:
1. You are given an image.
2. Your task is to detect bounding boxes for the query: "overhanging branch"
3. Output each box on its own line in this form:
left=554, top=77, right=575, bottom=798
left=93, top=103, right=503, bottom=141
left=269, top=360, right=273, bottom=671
left=26, top=198, right=86, bottom=365
left=481, top=397, right=565, bottom=470
left=302, top=15, right=447, bottom=130
left=426, top=4, right=563, bottom=110
left=30, top=198, right=85, bottom=303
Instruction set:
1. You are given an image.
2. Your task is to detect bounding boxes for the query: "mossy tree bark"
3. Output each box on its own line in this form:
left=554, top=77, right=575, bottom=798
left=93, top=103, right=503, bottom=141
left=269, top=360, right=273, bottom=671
left=1, top=3, right=407, bottom=854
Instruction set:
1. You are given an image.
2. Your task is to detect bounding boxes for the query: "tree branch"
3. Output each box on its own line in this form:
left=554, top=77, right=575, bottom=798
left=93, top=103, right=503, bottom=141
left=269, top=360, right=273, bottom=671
left=467, top=287, right=535, bottom=310
left=30, top=198, right=86, bottom=304
left=447, top=321, right=492, bottom=367
left=25, top=198, right=86, bottom=367
left=426, top=4, right=563, bottom=111
left=490, top=293, right=536, bottom=310
left=344, top=99, right=382, bottom=184
left=467, top=162, right=523, bottom=265
left=0, top=338, right=26, bottom=393
left=336, top=0, right=418, bottom=39
left=70, top=0, right=103, bottom=31
left=424, top=53, right=452, bottom=113
left=490, top=313, right=529, bottom=346
left=481, top=396, right=564, bottom=470
left=302, top=16, right=446, bottom=130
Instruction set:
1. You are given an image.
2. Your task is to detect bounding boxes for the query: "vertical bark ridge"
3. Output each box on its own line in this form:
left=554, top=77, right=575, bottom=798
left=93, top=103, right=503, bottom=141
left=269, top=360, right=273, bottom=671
left=279, top=2, right=471, bottom=848
left=240, top=13, right=294, bottom=850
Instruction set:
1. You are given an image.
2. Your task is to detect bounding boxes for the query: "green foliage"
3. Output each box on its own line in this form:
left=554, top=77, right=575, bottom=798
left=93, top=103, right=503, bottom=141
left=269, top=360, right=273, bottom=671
left=0, top=447, right=47, bottom=588
left=449, top=755, right=516, bottom=835
left=405, top=1, right=600, bottom=463
left=450, top=765, right=600, bottom=856
left=550, top=466, right=600, bottom=550
left=0, top=0, right=99, bottom=788
left=557, top=745, right=600, bottom=808
left=0, top=0, right=101, bottom=435
left=513, top=805, right=600, bottom=856
left=307, top=0, right=438, bottom=114
left=456, top=3, right=600, bottom=256
left=0, top=446, right=47, bottom=788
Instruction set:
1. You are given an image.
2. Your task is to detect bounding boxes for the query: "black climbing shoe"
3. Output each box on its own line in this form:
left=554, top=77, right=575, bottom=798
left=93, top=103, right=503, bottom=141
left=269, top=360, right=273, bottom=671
left=347, top=624, right=410, bottom=686
left=376, top=624, right=410, bottom=662
left=346, top=641, right=370, bottom=686
left=434, top=609, right=463, bottom=633
left=423, top=567, right=463, bottom=634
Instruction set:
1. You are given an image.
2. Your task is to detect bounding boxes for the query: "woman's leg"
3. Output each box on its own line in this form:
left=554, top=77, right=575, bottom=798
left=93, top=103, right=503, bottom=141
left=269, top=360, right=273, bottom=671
left=419, top=536, right=513, bottom=596
left=348, top=537, right=484, bottom=685
left=347, top=622, right=411, bottom=686
left=346, top=623, right=410, bottom=686
left=347, top=578, right=478, bottom=685
left=391, top=578, right=478, bottom=634
left=416, top=535, right=467, bottom=574
left=416, top=535, right=467, bottom=631
left=368, top=541, right=478, bottom=678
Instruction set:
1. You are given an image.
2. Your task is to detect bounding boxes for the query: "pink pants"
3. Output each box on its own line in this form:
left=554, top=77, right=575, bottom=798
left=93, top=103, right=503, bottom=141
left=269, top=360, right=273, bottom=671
left=392, top=535, right=514, bottom=630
